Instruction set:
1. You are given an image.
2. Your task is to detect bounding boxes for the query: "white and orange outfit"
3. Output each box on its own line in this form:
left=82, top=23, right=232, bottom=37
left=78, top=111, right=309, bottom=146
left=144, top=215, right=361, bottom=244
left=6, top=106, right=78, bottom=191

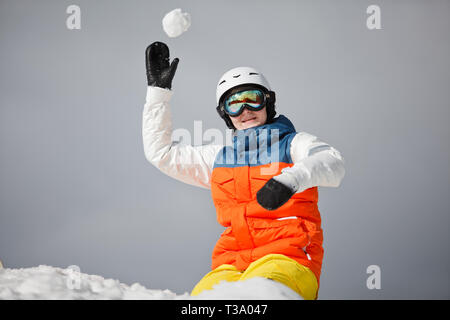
left=142, top=86, right=345, bottom=299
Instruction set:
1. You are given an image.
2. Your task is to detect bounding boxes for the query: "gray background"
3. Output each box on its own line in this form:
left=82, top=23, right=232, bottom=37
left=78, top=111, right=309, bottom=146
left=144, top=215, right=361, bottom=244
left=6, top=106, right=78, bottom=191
left=0, top=0, right=449, bottom=299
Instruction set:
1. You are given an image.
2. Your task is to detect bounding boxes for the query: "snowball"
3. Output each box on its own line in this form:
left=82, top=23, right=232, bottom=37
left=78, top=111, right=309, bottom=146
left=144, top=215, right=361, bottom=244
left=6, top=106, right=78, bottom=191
left=162, top=8, right=191, bottom=38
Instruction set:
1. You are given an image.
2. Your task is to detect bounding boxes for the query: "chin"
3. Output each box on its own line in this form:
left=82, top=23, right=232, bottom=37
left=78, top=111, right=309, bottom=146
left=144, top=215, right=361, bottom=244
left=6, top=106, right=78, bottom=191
left=240, top=121, right=263, bottom=130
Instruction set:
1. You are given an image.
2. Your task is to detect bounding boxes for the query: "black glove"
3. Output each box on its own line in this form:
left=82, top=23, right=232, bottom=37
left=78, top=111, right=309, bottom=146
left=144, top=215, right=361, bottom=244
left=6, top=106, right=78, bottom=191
left=256, top=178, right=296, bottom=211
left=145, top=41, right=179, bottom=89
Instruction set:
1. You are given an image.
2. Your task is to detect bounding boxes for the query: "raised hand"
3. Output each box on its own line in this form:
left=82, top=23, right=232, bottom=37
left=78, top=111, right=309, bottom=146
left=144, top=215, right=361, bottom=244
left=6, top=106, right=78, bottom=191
left=145, top=41, right=179, bottom=89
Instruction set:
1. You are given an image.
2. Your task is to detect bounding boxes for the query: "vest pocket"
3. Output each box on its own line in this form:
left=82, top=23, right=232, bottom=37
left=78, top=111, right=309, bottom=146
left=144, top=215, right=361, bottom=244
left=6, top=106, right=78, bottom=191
left=211, top=169, right=236, bottom=198
left=214, top=176, right=234, bottom=185
left=248, top=218, right=310, bottom=248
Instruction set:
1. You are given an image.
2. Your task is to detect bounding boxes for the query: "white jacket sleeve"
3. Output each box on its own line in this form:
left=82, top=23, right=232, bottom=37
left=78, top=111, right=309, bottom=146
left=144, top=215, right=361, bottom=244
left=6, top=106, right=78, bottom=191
left=274, top=132, right=346, bottom=193
left=142, top=86, right=224, bottom=189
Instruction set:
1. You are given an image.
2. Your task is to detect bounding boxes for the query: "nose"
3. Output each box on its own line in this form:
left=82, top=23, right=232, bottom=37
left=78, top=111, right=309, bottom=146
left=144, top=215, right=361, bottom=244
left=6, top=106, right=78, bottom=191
left=240, top=107, right=252, bottom=117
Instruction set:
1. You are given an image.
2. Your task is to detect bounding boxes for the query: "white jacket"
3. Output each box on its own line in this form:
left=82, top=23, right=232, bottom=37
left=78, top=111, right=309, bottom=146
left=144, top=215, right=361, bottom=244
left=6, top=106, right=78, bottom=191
left=142, top=86, right=345, bottom=193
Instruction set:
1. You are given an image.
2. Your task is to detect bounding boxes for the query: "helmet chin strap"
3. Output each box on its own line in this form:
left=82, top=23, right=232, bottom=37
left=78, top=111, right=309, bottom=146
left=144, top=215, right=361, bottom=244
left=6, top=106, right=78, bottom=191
left=223, top=113, right=236, bottom=130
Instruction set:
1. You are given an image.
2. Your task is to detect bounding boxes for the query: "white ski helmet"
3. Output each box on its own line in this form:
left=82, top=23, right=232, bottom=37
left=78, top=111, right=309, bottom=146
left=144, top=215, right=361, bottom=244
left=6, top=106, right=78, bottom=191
left=216, top=66, right=271, bottom=105
left=215, top=66, right=276, bottom=130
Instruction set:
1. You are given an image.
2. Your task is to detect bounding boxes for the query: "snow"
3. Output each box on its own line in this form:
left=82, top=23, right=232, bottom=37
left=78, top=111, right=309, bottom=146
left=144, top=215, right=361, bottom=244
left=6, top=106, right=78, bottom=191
left=0, top=265, right=302, bottom=300
left=162, top=8, right=191, bottom=38
left=0, top=265, right=188, bottom=300
left=194, top=277, right=303, bottom=300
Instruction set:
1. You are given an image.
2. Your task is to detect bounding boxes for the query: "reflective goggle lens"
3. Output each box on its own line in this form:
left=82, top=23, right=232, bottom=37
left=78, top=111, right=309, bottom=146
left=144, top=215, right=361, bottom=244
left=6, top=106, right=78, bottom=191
left=224, top=90, right=265, bottom=116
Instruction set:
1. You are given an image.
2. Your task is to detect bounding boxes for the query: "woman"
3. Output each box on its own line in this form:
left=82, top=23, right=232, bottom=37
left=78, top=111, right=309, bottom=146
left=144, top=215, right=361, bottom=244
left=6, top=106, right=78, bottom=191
left=143, top=42, right=345, bottom=299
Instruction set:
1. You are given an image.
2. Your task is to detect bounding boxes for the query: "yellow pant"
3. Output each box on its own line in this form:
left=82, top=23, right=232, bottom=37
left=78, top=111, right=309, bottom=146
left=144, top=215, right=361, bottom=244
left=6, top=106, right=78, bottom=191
left=191, top=254, right=318, bottom=300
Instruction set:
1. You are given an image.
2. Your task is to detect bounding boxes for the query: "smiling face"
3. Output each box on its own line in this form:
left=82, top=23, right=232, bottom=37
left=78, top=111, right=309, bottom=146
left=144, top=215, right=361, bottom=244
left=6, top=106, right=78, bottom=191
left=229, top=106, right=268, bottom=130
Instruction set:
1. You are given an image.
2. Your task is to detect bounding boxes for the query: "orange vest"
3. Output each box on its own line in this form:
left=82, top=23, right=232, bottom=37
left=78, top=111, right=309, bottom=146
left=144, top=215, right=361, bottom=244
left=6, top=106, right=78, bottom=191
left=210, top=115, right=324, bottom=283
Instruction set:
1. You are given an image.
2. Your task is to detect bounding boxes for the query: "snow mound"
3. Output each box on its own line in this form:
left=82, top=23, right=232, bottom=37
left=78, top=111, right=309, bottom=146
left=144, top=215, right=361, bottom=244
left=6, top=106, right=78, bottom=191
left=162, top=8, right=191, bottom=38
left=0, top=265, right=302, bottom=300
left=193, top=277, right=303, bottom=300
left=0, top=265, right=189, bottom=300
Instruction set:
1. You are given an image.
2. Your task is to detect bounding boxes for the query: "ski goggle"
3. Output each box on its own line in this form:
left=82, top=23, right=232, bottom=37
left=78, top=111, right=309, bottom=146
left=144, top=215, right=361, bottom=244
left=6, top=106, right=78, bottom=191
left=222, top=89, right=267, bottom=117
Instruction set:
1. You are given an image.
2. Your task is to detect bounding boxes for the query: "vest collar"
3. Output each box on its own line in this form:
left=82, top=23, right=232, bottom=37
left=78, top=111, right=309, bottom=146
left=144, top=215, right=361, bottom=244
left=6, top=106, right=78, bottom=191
left=232, top=114, right=296, bottom=142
